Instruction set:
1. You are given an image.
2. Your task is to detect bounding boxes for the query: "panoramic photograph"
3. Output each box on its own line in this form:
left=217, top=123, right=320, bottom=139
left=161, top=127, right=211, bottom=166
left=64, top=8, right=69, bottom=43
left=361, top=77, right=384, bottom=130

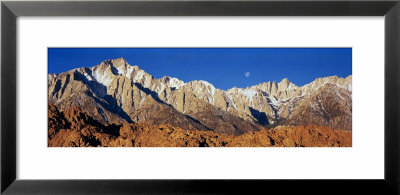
left=48, top=48, right=352, bottom=147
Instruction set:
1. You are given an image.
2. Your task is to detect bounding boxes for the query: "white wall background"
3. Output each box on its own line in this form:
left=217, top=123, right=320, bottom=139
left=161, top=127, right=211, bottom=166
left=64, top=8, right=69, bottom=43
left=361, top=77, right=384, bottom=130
left=17, top=17, right=384, bottom=179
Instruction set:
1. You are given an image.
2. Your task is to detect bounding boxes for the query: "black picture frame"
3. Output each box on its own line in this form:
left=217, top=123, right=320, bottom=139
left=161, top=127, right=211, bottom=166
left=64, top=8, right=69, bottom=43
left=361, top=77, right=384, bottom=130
left=1, top=0, right=400, bottom=194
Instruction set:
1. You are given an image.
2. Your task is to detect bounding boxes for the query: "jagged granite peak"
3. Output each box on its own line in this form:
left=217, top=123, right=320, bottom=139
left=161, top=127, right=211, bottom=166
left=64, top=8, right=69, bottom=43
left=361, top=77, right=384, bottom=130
left=108, top=57, right=140, bottom=79
left=186, top=80, right=216, bottom=95
left=90, top=57, right=143, bottom=86
left=279, top=77, right=291, bottom=85
left=159, top=76, right=185, bottom=89
left=277, top=78, right=295, bottom=91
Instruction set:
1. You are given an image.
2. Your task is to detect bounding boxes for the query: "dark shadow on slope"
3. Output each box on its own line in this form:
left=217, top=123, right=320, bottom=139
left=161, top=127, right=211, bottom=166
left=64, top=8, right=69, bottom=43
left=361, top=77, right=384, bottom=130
left=59, top=74, right=71, bottom=98
left=184, top=114, right=211, bottom=131
left=262, top=92, right=279, bottom=121
left=85, top=91, right=134, bottom=123
left=75, top=69, right=208, bottom=129
left=103, top=123, right=122, bottom=137
left=82, top=136, right=101, bottom=147
left=81, top=113, right=121, bottom=137
left=133, top=81, right=185, bottom=110
left=73, top=70, right=133, bottom=123
left=249, top=107, right=269, bottom=125
left=53, top=103, right=122, bottom=137
left=132, top=82, right=211, bottom=130
left=133, top=82, right=169, bottom=105
left=51, top=80, right=62, bottom=98
left=72, top=69, right=213, bottom=131
left=109, top=64, right=120, bottom=76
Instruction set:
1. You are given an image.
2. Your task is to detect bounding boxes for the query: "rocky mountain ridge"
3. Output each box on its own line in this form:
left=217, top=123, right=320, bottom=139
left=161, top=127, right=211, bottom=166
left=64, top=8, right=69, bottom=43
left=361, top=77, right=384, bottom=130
left=48, top=57, right=352, bottom=134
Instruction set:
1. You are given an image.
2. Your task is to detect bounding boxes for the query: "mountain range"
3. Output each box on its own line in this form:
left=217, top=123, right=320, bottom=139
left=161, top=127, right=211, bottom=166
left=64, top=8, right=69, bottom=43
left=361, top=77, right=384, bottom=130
left=48, top=57, right=352, bottom=136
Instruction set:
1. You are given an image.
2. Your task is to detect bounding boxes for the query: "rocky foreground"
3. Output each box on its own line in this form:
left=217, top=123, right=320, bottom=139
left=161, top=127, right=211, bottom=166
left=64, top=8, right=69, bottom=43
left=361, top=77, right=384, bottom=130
left=48, top=104, right=351, bottom=147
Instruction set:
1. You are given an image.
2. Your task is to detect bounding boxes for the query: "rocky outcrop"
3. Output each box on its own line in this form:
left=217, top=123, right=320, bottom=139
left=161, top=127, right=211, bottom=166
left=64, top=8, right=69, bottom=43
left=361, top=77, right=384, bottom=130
left=48, top=103, right=121, bottom=147
left=48, top=104, right=352, bottom=147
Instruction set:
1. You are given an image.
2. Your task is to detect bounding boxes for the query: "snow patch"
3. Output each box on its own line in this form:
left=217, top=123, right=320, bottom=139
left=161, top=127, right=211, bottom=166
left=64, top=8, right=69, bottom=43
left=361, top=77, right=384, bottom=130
left=157, top=83, right=165, bottom=95
left=225, top=93, right=238, bottom=110
left=84, top=72, right=93, bottom=81
left=115, top=66, right=124, bottom=75
left=93, top=66, right=114, bottom=86
left=133, top=70, right=145, bottom=82
left=200, top=80, right=215, bottom=90
left=269, top=97, right=280, bottom=106
left=348, top=84, right=352, bottom=91
left=125, top=65, right=135, bottom=78
left=200, top=80, right=216, bottom=103
left=241, top=89, right=257, bottom=99
left=168, top=77, right=185, bottom=89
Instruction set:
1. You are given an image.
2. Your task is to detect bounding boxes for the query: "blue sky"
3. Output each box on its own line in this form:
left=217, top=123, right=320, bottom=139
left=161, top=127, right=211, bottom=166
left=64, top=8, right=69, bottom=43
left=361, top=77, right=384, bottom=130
left=48, top=48, right=352, bottom=90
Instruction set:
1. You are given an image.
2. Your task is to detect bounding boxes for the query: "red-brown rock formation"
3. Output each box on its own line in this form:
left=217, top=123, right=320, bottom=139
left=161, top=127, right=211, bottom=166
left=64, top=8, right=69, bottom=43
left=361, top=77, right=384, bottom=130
left=48, top=104, right=351, bottom=147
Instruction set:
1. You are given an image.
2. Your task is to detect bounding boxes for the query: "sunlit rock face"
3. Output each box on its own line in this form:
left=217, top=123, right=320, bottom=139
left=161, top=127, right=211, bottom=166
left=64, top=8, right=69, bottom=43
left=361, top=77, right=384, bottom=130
left=49, top=57, right=352, bottom=134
